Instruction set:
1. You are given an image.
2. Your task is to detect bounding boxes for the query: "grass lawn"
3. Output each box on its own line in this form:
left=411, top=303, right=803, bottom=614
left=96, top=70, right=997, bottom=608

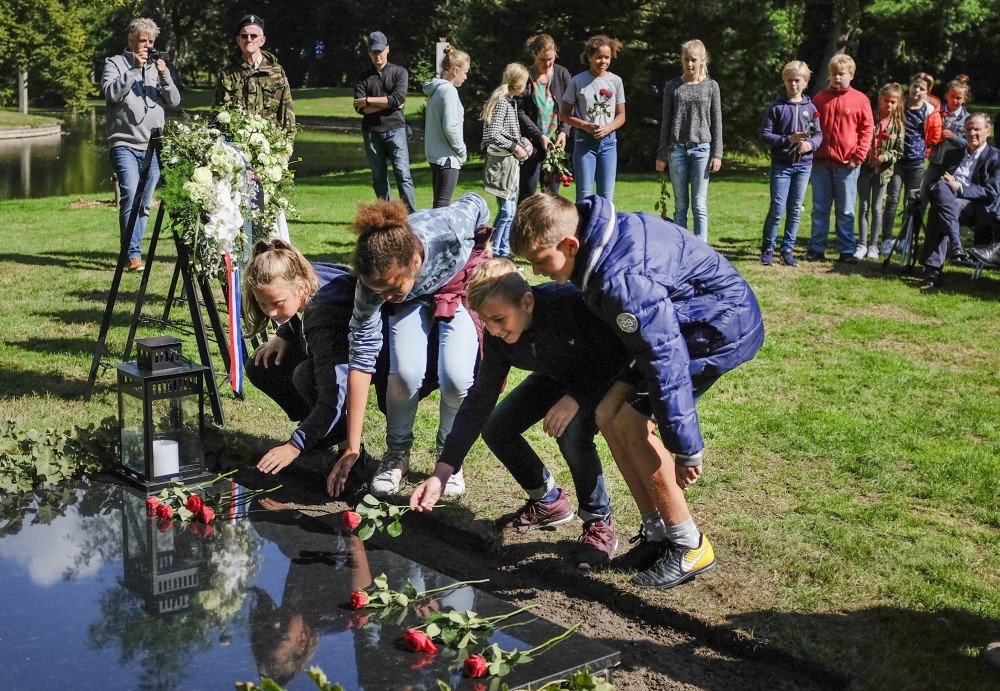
left=2, top=148, right=1000, bottom=688
left=0, top=110, right=61, bottom=128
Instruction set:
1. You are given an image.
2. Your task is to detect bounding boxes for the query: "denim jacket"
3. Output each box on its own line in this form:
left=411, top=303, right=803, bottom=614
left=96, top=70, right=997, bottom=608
left=348, top=193, right=490, bottom=372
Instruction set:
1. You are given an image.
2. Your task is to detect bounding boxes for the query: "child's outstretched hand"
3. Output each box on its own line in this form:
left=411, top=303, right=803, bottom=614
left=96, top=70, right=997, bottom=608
left=257, top=442, right=301, bottom=474
left=410, top=462, right=453, bottom=512
left=326, top=447, right=359, bottom=497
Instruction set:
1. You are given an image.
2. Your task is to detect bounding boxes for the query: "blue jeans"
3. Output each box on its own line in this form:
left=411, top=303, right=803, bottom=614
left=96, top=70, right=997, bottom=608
left=572, top=131, right=617, bottom=202
left=669, top=142, right=712, bottom=242
left=386, top=300, right=478, bottom=453
left=363, top=127, right=416, bottom=213
left=856, top=167, right=890, bottom=247
left=481, top=373, right=611, bottom=518
left=761, top=161, right=811, bottom=255
left=808, top=163, right=860, bottom=255
left=111, top=145, right=160, bottom=260
left=492, top=195, right=516, bottom=258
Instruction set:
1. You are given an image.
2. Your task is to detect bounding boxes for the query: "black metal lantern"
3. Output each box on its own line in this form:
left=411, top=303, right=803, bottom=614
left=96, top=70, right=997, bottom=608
left=120, top=487, right=208, bottom=616
left=114, top=336, right=212, bottom=491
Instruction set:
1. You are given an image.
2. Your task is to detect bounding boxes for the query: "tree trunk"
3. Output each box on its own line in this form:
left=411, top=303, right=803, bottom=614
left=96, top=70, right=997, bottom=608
left=18, top=69, right=28, bottom=114
left=818, top=0, right=862, bottom=88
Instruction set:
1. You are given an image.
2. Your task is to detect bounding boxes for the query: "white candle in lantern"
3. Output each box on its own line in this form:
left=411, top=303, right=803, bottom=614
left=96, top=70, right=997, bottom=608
left=152, top=439, right=180, bottom=477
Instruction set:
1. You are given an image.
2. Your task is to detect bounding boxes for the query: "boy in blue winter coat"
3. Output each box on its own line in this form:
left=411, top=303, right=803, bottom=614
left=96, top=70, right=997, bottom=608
left=510, top=193, right=764, bottom=588
left=759, top=60, right=822, bottom=266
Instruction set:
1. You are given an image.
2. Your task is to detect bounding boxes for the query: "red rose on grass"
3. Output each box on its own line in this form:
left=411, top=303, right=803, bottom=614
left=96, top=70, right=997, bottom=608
left=343, top=510, right=362, bottom=531
left=402, top=628, right=438, bottom=654
left=463, top=654, right=489, bottom=678
left=154, top=502, right=174, bottom=520
left=185, top=495, right=204, bottom=513
left=196, top=505, right=215, bottom=523
left=349, top=591, right=369, bottom=609
left=145, top=496, right=161, bottom=512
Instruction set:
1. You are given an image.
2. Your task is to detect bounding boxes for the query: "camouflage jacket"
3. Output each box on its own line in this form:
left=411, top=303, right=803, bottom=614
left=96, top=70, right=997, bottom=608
left=214, top=50, right=295, bottom=133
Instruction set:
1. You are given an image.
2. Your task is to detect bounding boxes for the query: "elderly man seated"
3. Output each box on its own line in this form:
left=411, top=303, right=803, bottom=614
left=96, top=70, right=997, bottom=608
left=919, top=113, right=1000, bottom=287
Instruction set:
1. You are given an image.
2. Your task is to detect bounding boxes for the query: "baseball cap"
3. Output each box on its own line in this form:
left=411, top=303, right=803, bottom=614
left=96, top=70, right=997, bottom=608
left=368, top=31, right=388, bottom=52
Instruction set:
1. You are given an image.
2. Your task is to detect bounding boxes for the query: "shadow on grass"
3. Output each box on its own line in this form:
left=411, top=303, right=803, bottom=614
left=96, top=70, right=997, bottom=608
left=726, top=606, right=1000, bottom=691
left=0, top=250, right=119, bottom=271
left=0, top=368, right=89, bottom=399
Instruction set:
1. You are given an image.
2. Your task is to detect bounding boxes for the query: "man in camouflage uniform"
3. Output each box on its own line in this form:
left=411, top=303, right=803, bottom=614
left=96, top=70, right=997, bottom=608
left=214, top=14, right=295, bottom=134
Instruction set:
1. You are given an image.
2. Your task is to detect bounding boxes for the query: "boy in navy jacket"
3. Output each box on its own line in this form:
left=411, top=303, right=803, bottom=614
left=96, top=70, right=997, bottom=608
left=410, top=259, right=631, bottom=569
left=759, top=60, right=822, bottom=266
left=509, top=193, right=764, bottom=588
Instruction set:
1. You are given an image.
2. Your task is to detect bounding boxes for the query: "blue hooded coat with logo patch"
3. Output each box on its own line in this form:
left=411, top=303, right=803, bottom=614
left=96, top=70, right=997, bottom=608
left=570, top=196, right=765, bottom=457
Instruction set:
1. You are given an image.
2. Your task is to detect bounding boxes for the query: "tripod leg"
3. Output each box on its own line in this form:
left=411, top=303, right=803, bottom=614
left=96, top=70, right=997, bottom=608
left=175, top=234, right=225, bottom=425
left=123, top=203, right=166, bottom=362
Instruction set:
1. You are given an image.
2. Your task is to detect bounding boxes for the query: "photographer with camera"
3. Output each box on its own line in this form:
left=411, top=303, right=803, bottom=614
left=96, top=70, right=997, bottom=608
left=101, top=17, right=180, bottom=273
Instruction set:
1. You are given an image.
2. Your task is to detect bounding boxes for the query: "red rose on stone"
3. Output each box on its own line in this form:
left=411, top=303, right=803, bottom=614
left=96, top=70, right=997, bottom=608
left=196, top=505, right=215, bottom=523
left=145, top=496, right=162, bottom=512
left=185, top=495, right=204, bottom=513
left=402, top=629, right=438, bottom=654
left=156, top=519, right=174, bottom=533
left=342, top=510, right=362, bottom=531
left=410, top=652, right=436, bottom=670
left=154, top=503, right=173, bottom=520
left=349, top=591, right=369, bottom=609
left=463, top=653, right=489, bottom=678
left=347, top=611, right=369, bottom=629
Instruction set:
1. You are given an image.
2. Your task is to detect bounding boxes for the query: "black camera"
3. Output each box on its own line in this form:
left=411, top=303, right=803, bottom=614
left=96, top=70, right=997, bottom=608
left=146, top=47, right=168, bottom=63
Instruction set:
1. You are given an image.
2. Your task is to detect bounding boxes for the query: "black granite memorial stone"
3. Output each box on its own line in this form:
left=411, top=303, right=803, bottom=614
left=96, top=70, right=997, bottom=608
left=0, top=478, right=619, bottom=690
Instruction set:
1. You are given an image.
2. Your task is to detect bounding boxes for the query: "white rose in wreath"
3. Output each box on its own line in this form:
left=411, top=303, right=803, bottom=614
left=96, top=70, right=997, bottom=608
left=248, top=132, right=271, bottom=154
left=266, top=166, right=283, bottom=182
left=192, top=166, right=213, bottom=186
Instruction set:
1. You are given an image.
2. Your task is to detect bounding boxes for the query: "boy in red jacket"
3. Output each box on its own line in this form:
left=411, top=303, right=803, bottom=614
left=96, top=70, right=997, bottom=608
left=805, top=54, right=874, bottom=264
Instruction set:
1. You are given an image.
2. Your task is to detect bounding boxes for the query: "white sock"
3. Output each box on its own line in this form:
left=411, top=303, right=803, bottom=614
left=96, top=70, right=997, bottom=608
left=666, top=517, right=700, bottom=550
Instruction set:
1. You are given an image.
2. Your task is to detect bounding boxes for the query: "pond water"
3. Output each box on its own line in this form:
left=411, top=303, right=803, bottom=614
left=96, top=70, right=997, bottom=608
left=0, top=110, right=414, bottom=201
left=0, top=476, right=618, bottom=690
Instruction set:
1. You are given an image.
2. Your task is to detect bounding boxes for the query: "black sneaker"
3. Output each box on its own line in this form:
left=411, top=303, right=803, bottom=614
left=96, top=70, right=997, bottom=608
left=760, top=250, right=774, bottom=266
left=837, top=252, right=860, bottom=264
left=499, top=489, right=574, bottom=532
left=609, top=527, right=668, bottom=572
left=572, top=517, right=619, bottom=570
left=921, top=266, right=942, bottom=289
left=632, top=534, right=716, bottom=589
left=804, top=250, right=826, bottom=262
left=781, top=252, right=798, bottom=267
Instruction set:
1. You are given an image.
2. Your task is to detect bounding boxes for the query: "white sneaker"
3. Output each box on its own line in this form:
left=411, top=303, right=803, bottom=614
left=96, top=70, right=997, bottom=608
left=442, top=468, right=465, bottom=497
left=853, top=245, right=867, bottom=260
left=371, top=450, right=410, bottom=496
left=866, top=245, right=879, bottom=260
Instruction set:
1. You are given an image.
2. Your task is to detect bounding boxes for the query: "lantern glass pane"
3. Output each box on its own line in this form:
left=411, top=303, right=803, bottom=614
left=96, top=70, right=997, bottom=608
left=120, top=394, right=146, bottom=477
left=150, top=395, right=202, bottom=476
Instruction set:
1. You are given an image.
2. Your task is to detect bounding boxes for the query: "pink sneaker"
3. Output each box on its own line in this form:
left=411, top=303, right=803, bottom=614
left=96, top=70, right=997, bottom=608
left=500, top=489, right=573, bottom=532
left=573, top=517, right=619, bottom=570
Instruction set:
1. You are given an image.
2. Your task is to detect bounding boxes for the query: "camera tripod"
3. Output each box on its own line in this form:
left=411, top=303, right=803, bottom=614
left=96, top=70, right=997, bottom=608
left=882, top=190, right=923, bottom=273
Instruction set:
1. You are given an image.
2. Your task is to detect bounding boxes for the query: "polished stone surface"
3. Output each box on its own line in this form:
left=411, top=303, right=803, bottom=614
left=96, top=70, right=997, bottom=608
left=0, top=478, right=618, bottom=690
